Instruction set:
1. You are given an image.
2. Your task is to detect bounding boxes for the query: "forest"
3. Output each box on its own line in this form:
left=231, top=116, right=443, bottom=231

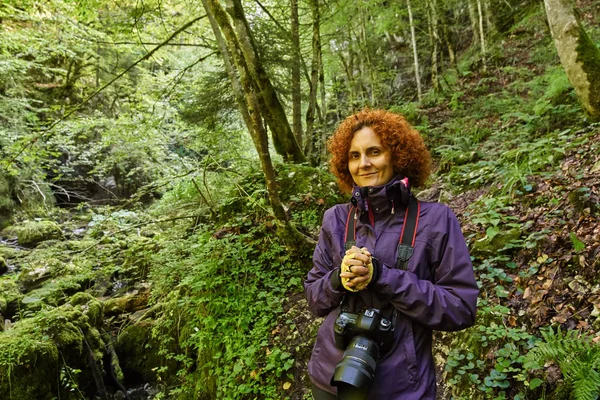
left=1, top=0, right=600, bottom=399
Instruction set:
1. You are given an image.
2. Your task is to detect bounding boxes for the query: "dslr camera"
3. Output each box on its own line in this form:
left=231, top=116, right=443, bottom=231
left=331, top=308, right=394, bottom=396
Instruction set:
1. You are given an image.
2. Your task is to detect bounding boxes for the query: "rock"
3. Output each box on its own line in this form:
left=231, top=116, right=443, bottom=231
left=17, top=264, right=52, bottom=292
left=0, top=293, right=105, bottom=399
left=0, top=278, right=22, bottom=319
left=115, top=321, right=162, bottom=383
left=11, top=220, right=64, bottom=247
left=104, top=284, right=151, bottom=316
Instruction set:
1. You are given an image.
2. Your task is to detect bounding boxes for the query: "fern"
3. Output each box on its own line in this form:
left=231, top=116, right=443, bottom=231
left=525, top=327, right=600, bottom=400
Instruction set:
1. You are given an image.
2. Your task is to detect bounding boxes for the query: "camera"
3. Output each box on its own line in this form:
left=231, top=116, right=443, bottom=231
left=331, top=308, right=393, bottom=395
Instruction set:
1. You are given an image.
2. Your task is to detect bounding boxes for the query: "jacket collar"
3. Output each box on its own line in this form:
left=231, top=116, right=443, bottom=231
left=350, top=175, right=412, bottom=214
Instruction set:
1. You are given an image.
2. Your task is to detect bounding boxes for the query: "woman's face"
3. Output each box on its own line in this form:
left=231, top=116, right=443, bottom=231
left=348, top=126, right=395, bottom=188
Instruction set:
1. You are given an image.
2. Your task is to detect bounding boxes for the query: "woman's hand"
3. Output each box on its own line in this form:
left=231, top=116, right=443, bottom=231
left=340, top=246, right=373, bottom=291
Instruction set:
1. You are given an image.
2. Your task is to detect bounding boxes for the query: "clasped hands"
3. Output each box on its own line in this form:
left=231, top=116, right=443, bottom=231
left=340, top=246, right=373, bottom=292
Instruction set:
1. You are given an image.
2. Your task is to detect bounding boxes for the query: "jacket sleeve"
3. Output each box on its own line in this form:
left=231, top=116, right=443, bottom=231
left=373, top=205, right=479, bottom=331
left=304, top=208, right=346, bottom=317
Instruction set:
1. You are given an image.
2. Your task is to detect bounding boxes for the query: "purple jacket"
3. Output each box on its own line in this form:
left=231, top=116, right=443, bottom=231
left=304, top=177, right=478, bottom=399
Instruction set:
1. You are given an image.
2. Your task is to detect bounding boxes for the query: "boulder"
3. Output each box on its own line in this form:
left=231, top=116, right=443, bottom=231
left=0, top=292, right=105, bottom=399
left=104, top=284, right=151, bottom=316
left=10, top=220, right=64, bottom=247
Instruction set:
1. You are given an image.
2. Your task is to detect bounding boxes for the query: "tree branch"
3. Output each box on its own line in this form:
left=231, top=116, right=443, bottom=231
left=95, top=41, right=216, bottom=48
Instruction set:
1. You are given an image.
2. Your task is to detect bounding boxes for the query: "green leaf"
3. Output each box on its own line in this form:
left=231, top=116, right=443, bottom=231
left=486, top=227, right=500, bottom=240
left=569, top=233, right=586, bottom=251
left=529, top=378, right=543, bottom=390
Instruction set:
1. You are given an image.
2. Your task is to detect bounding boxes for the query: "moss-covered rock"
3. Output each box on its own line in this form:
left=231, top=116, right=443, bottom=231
left=0, top=292, right=105, bottom=399
left=0, top=326, right=59, bottom=400
left=9, top=220, right=64, bottom=247
left=115, top=321, right=163, bottom=383
left=0, top=277, right=22, bottom=319
left=104, top=284, right=151, bottom=316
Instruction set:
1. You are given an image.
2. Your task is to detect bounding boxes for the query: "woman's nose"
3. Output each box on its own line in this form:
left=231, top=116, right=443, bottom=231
left=359, top=155, right=371, bottom=168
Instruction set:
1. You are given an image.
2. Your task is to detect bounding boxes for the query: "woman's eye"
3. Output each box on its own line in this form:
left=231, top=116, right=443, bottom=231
left=370, top=149, right=380, bottom=156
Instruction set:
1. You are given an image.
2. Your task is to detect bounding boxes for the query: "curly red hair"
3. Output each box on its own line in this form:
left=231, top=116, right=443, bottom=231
left=328, top=108, right=432, bottom=193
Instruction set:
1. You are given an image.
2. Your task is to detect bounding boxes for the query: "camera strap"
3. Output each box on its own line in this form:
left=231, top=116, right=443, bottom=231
left=344, top=195, right=420, bottom=270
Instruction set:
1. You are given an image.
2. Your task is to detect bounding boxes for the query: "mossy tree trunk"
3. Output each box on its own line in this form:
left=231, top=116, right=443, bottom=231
left=305, top=0, right=321, bottom=166
left=291, top=0, right=303, bottom=149
left=544, top=0, right=600, bottom=120
left=225, top=0, right=306, bottom=163
left=407, top=0, right=422, bottom=101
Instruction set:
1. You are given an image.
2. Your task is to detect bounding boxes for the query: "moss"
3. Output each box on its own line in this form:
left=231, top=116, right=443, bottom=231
left=0, top=277, right=22, bottom=319
left=116, top=320, right=178, bottom=384
left=0, top=321, right=60, bottom=400
left=0, top=290, right=109, bottom=399
left=70, top=292, right=104, bottom=327
left=0, top=244, right=21, bottom=261
left=576, top=23, right=600, bottom=120
left=11, top=220, right=64, bottom=247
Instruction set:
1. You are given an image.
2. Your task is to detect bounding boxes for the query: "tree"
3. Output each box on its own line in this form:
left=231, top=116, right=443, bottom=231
left=407, top=0, right=422, bottom=100
left=305, top=0, right=322, bottom=165
left=544, top=0, right=600, bottom=120
left=202, top=0, right=311, bottom=250
left=291, top=0, right=303, bottom=148
left=224, top=0, right=305, bottom=163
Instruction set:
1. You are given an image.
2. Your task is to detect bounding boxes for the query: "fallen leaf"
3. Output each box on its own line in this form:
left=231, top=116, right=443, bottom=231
left=283, top=382, right=291, bottom=390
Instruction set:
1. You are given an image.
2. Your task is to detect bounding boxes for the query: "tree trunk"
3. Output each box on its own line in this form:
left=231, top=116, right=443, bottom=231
left=438, top=0, right=456, bottom=68
left=225, top=0, right=305, bottom=163
left=203, top=0, right=312, bottom=250
left=407, top=0, right=422, bottom=101
left=544, top=0, right=600, bottom=120
left=477, top=0, right=487, bottom=70
left=483, top=0, right=496, bottom=39
left=305, top=0, right=321, bottom=165
left=427, top=0, right=440, bottom=91
left=291, top=0, right=303, bottom=148
left=359, top=4, right=376, bottom=105
left=467, top=0, right=480, bottom=48
left=319, top=58, right=328, bottom=163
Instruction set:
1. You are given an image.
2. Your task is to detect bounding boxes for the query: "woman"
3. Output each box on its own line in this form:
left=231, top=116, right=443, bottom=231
left=304, top=108, right=478, bottom=399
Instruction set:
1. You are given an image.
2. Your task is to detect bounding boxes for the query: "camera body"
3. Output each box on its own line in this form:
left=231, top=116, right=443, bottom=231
left=333, top=308, right=393, bottom=350
left=331, top=308, right=394, bottom=393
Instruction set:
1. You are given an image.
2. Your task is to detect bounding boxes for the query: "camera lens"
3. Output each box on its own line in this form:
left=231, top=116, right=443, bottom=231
left=331, top=335, right=379, bottom=391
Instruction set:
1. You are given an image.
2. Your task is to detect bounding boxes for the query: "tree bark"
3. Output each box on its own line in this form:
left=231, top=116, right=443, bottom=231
left=544, top=0, right=600, bottom=120
left=438, top=0, right=456, bottom=68
left=407, top=0, right=422, bottom=101
left=305, top=0, right=321, bottom=165
left=225, top=0, right=305, bottom=163
left=291, top=0, right=303, bottom=148
left=467, top=0, right=480, bottom=48
left=477, top=0, right=487, bottom=70
left=359, top=3, right=376, bottom=105
left=427, top=0, right=440, bottom=90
